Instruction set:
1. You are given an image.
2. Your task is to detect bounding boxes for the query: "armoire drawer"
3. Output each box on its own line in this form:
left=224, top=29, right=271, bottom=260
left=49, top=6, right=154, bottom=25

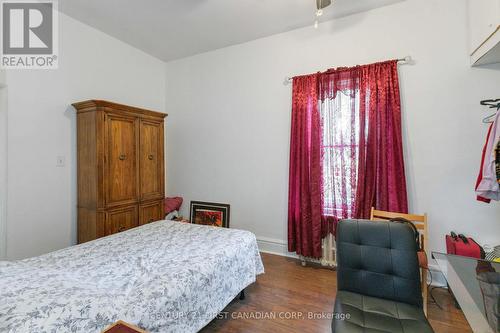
left=104, top=205, right=138, bottom=236
left=139, top=200, right=164, bottom=226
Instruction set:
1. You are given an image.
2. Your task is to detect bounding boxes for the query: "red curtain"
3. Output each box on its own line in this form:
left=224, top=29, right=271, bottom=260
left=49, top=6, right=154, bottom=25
left=287, top=74, right=323, bottom=258
left=354, top=61, right=408, bottom=218
left=288, top=60, right=408, bottom=258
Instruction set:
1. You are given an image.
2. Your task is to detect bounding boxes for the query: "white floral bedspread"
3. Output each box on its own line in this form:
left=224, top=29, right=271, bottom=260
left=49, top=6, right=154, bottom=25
left=0, top=221, right=264, bottom=333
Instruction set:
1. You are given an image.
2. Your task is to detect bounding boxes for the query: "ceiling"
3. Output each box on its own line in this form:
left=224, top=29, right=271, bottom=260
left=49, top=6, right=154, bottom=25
left=59, top=0, right=403, bottom=62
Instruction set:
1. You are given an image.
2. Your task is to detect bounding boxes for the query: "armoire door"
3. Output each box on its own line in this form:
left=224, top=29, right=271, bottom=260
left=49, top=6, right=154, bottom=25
left=140, top=120, right=164, bottom=200
left=104, top=205, right=138, bottom=236
left=105, top=113, right=138, bottom=207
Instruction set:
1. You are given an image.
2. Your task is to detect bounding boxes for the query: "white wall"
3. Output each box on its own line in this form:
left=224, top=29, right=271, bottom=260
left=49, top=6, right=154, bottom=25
left=5, top=14, right=165, bottom=259
left=0, top=70, right=7, bottom=259
left=165, top=0, right=500, bottom=255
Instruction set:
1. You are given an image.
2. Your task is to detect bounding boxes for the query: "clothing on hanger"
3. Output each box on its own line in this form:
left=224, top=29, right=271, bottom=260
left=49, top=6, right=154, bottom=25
left=476, top=110, right=500, bottom=201
left=476, top=123, right=494, bottom=203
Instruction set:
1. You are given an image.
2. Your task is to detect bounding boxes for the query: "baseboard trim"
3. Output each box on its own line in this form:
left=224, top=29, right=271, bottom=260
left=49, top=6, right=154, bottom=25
left=257, top=237, right=298, bottom=259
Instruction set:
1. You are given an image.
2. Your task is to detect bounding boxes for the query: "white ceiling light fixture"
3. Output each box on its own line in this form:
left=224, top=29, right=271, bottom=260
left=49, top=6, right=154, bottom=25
left=315, top=0, right=332, bottom=29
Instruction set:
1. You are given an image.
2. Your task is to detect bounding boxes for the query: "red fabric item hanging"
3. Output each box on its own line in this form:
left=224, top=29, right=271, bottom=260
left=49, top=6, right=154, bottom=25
left=287, top=60, right=408, bottom=259
left=354, top=61, right=408, bottom=218
left=287, top=74, right=323, bottom=258
left=318, top=61, right=408, bottom=222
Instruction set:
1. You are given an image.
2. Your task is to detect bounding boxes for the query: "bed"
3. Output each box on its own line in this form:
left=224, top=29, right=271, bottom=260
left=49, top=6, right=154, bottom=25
left=0, top=220, right=264, bottom=333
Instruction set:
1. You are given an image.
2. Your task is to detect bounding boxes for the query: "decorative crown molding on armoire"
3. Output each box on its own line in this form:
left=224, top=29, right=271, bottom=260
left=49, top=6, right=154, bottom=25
left=73, top=100, right=167, bottom=243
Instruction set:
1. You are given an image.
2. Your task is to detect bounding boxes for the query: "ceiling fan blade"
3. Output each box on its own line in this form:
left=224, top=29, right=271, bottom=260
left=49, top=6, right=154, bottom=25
left=316, top=0, right=332, bottom=10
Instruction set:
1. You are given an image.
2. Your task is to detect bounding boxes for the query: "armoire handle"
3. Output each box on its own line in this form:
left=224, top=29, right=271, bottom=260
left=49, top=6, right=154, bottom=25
left=119, top=154, right=126, bottom=160
left=148, top=154, right=154, bottom=160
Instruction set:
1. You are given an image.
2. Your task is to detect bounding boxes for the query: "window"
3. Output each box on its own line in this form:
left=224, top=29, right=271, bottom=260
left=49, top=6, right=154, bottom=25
left=320, top=88, right=361, bottom=219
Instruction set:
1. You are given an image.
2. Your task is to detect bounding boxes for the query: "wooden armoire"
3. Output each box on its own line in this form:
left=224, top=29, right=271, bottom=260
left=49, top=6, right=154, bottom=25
left=73, top=100, right=167, bottom=243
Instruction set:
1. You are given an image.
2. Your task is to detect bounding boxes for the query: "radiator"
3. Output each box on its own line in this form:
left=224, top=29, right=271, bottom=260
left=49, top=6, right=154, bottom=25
left=320, top=233, right=337, bottom=267
left=299, top=234, right=337, bottom=267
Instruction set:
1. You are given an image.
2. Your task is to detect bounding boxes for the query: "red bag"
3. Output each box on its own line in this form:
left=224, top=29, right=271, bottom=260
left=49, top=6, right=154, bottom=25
left=446, top=234, right=482, bottom=259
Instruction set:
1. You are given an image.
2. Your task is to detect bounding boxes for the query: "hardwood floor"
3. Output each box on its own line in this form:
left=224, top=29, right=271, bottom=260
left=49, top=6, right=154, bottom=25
left=201, top=253, right=472, bottom=333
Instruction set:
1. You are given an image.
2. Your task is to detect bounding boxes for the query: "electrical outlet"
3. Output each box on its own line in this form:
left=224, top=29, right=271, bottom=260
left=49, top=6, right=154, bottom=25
left=56, top=156, right=65, bottom=167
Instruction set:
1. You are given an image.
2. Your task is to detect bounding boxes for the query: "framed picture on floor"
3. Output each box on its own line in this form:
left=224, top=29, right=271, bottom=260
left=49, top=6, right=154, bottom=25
left=189, top=201, right=230, bottom=228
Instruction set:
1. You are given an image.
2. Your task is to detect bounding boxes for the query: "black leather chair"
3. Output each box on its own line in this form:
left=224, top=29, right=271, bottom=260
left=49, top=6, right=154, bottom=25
left=332, top=219, right=434, bottom=333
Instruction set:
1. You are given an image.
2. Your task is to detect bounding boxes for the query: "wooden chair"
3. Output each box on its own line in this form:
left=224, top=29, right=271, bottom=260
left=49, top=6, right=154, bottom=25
left=370, top=207, right=429, bottom=316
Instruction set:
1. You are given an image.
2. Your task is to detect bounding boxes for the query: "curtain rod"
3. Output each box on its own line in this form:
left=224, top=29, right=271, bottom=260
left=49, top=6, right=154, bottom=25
left=284, top=56, right=413, bottom=84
